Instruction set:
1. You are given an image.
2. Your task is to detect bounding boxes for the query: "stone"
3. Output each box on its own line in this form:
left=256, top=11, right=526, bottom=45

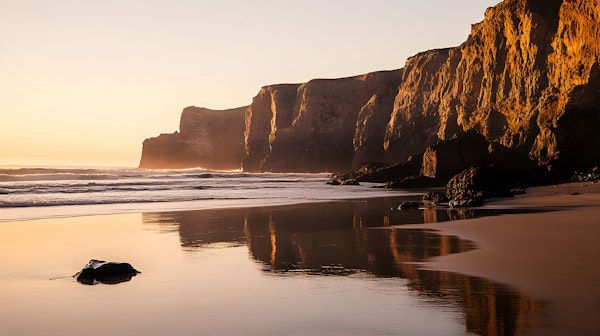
left=340, top=179, right=360, bottom=186
left=74, top=259, right=140, bottom=285
left=422, top=191, right=448, bottom=204
left=571, top=167, right=600, bottom=182
left=331, top=156, right=422, bottom=184
left=397, top=202, right=419, bottom=210
left=420, top=131, right=491, bottom=181
left=449, top=193, right=484, bottom=208
left=385, top=175, right=440, bottom=189
left=446, top=167, right=512, bottom=208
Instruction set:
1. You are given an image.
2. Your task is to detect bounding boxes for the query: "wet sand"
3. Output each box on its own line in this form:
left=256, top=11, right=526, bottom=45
left=2, top=186, right=599, bottom=335
left=0, top=197, right=545, bottom=336
left=406, top=181, right=600, bottom=336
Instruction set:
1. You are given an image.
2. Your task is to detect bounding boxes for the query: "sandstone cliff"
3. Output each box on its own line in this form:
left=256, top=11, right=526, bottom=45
left=243, top=71, right=403, bottom=172
left=244, top=0, right=600, bottom=174
left=385, top=0, right=599, bottom=176
left=139, top=106, right=247, bottom=170
left=141, top=0, right=600, bottom=177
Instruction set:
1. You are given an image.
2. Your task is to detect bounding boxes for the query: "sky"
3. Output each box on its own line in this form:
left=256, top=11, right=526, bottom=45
left=0, top=0, right=500, bottom=167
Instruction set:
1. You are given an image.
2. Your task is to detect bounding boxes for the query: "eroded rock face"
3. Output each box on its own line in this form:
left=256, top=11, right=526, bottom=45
left=243, top=71, right=403, bottom=172
left=446, top=166, right=512, bottom=208
left=139, top=106, right=247, bottom=170
left=242, top=0, right=600, bottom=175
left=421, top=131, right=491, bottom=182
left=353, top=88, right=402, bottom=166
left=385, top=0, right=599, bottom=176
left=142, top=0, right=600, bottom=177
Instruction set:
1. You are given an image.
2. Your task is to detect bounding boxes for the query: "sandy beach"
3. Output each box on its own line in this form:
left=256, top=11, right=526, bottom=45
left=405, top=181, right=600, bottom=336
left=0, top=197, right=479, bottom=336
left=1, top=183, right=599, bottom=335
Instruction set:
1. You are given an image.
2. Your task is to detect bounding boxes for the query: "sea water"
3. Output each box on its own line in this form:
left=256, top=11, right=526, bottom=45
left=0, top=166, right=417, bottom=221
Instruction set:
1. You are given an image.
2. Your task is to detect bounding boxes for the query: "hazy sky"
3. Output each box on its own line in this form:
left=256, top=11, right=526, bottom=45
left=0, top=0, right=499, bottom=167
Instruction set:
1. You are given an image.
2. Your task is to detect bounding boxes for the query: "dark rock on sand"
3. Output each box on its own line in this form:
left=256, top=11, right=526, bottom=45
left=341, top=179, right=360, bottom=186
left=422, top=191, right=448, bottom=204
left=446, top=167, right=513, bottom=208
left=421, top=131, right=491, bottom=182
left=385, top=175, right=440, bottom=189
left=332, top=156, right=423, bottom=184
left=397, top=202, right=419, bottom=210
left=571, top=167, right=600, bottom=182
left=75, top=259, right=140, bottom=285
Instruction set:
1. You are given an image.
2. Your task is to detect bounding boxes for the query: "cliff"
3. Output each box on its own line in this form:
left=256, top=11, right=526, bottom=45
left=385, top=0, right=600, bottom=175
left=243, top=71, right=403, bottom=172
left=139, top=106, right=247, bottom=170
left=141, top=0, right=600, bottom=177
left=244, top=0, right=600, bottom=174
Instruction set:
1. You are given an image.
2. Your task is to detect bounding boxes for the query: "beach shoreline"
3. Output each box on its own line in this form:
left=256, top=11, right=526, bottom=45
left=2, top=180, right=599, bottom=335
left=403, top=181, right=600, bottom=336
left=0, top=195, right=497, bottom=336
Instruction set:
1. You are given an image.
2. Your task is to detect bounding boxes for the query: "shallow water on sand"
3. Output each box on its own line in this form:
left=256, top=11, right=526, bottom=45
left=0, top=198, right=546, bottom=336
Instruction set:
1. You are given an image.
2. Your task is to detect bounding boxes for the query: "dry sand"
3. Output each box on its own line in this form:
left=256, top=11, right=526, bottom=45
left=405, top=181, right=600, bottom=336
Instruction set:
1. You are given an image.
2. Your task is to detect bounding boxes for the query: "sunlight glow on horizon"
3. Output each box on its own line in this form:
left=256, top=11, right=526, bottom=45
left=0, top=0, right=499, bottom=167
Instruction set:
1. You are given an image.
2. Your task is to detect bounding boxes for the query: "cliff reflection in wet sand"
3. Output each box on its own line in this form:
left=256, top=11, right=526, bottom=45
left=143, top=198, right=544, bottom=336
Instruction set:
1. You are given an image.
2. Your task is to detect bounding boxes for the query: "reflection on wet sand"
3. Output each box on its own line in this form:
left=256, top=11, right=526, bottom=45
left=143, top=197, right=545, bottom=336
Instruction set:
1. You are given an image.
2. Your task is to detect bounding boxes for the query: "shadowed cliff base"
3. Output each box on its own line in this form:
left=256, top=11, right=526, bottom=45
left=140, top=0, right=600, bottom=189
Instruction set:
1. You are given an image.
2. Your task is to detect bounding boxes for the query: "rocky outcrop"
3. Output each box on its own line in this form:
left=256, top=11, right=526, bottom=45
left=331, top=157, right=422, bottom=185
left=139, top=106, right=247, bottom=170
left=243, top=0, right=600, bottom=175
left=142, top=0, right=600, bottom=177
left=446, top=167, right=513, bottom=207
left=421, top=131, right=491, bottom=182
left=385, top=0, right=599, bottom=177
left=353, top=87, right=402, bottom=166
left=243, top=71, right=403, bottom=172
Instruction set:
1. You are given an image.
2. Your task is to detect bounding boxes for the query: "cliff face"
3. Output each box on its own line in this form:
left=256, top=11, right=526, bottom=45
left=139, top=106, right=247, bottom=170
left=535, top=0, right=600, bottom=170
left=385, top=0, right=599, bottom=174
left=243, top=71, right=403, bottom=172
left=142, top=0, right=600, bottom=175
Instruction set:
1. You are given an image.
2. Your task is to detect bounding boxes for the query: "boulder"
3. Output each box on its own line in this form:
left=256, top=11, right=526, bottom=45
left=422, top=191, right=448, bottom=204
left=421, top=131, right=491, bottom=182
left=397, top=202, right=419, bottom=210
left=325, top=179, right=341, bottom=186
left=385, top=175, right=440, bottom=189
left=75, top=259, right=140, bottom=285
left=331, top=156, right=423, bottom=185
left=446, top=167, right=512, bottom=208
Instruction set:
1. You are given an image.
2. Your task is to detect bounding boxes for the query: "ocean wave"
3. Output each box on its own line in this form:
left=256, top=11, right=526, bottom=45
left=0, top=167, right=344, bottom=210
left=0, top=196, right=248, bottom=208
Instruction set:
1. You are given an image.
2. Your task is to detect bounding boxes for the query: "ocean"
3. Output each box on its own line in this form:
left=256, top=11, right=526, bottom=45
left=0, top=166, right=416, bottom=221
